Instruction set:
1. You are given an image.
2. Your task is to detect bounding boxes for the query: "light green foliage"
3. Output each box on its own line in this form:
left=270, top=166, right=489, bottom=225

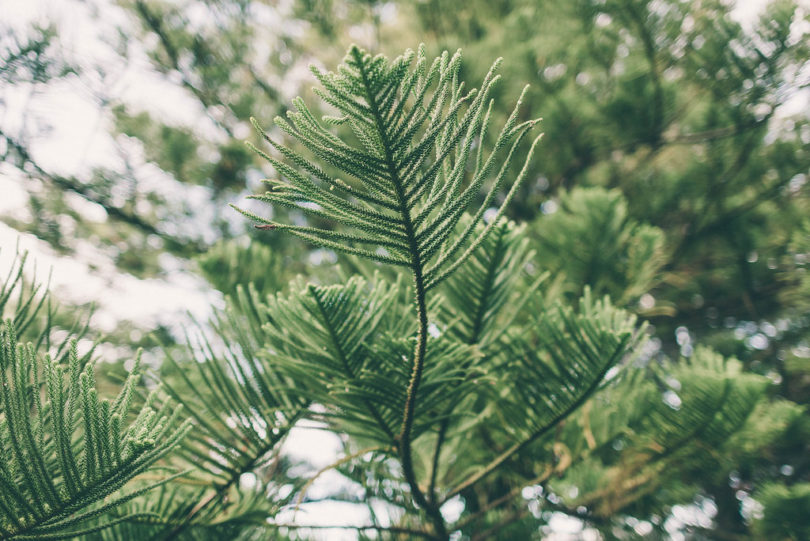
left=238, top=44, right=542, bottom=287
left=754, top=482, right=810, bottom=540
left=0, top=322, right=190, bottom=539
left=532, top=187, right=667, bottom=306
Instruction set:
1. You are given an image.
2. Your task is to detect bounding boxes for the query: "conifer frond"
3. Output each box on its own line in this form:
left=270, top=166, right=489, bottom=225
left=0, top=250, right=49, bottom=344
left=259, top=276, right=478, bottom=445
left=497, top=291, right=640, bottom=441
left=440, top=219, right=543, bottom=348
left=237, top=44, right=542, bottom=287
left=0, top=321, right=191, bottom=540
left=84, top=483, right=283, bottom=540
left=158, top=284, right=308, bottom=537
left=196, top=240, right=291, bottom=298
left=557, top=348, right=768, bottom=517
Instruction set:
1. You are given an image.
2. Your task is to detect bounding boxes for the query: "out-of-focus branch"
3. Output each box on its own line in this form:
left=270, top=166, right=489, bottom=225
left=133, top=0, right=234, bottom=138
left=0, top=128, right=206, bottom=254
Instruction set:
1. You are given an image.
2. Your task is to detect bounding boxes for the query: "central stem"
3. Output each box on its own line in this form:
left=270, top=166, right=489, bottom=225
left=400, top=266, right=449, bottom=539
left=352, top=47, right=448, bottom=539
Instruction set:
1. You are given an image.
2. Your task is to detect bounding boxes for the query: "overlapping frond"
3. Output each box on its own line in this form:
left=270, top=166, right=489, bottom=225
left=86, top=483, right=284, bottom=541
left=0, top=250, right=49, bottom=345
left=496, top=291, right=640, bottom=442
left=0, top=321, right=190, bottom=540
left=236, top=44, right=542, bottom=289
left=157, top=283, right=308, bottom=537
left=259, top=276, right=478, bottom=445
left=440, top=219, right=542, bottom=348
left=552, top=348, right=768, bottom=517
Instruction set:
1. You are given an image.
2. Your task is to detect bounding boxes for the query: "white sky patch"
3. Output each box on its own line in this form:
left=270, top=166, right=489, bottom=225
left=274, top=501, right=371, bottom=541
left=0, top=222, right=219, bottom=333
left=0, top=167, right=29, bottom=216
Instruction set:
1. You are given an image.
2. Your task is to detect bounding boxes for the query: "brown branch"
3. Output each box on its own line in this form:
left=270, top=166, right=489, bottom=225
left=270, top=522, right=434, bottom=538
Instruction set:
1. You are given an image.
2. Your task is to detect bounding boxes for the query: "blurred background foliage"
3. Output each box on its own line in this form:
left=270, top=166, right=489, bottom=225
left=1, top=0, right=809, bottom=538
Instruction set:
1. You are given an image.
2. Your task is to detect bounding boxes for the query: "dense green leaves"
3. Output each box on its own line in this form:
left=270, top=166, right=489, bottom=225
left=256, top=276, right=476, bottom=445
left=532, top=187, right=667, bottom=306
left=4, top=2, right=809, bottom=534
left=498, top=292, right=639, bottom=442
left=441, top=219, right=542, bottom=348
left=754, top=482, right=810, bottom=540
left=551, top=348, right=769, bottom=518
left=238, top=44, right=542, bottom=289
left=0, top=322, right=190, bottom=540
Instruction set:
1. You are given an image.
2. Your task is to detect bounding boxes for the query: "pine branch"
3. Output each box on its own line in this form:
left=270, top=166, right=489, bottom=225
left=238, top=44, right=541, bottom=538
left=428, top=220, right=541, bottom=502
left=154, top=285, right=309, bottom=539
left=0, top=322, right=190, bottom=540
left=441, top=292, right=639, bottom=504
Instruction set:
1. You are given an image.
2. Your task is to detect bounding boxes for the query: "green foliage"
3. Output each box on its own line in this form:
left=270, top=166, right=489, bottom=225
left=4, top=0, right=810, bottom=535
left=0, top=250, right=52, bottom=348
left=196, top=240, right=293, bottom=298
left=552, top=348, right=769, bottom=518
left=754, top=482, right=810, bottom=541
left=0, top=25, right=74, bottom=84
left=0, top=322, right=191, bottom=539
left=260, top=275, right=478, bottom=446
left=0, top=249, right=92, bottom=365
left=532, top=187, right=667, bottom=306
left=149, top=282, right=309, bottom=539
left=238, top=44, right=542, bottom=287
left=441, top=219, right=541, bottom=348
left=498, top=291, right=639, bottom=442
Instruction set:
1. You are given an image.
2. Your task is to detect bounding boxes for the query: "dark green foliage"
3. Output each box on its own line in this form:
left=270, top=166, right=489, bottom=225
left=233, top=44, right=668, bottom=539
left=0, top=249, right=93, bottom=366
left=260, top=276, right=478, bottom=445
left=151, top=283, right=309, bottom=539
left=0, top=322, right=191, bottom=539
left=754, top=482, right=810, bottom=540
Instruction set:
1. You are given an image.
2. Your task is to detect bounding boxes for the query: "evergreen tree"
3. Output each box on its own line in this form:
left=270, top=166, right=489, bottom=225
left=2, top=0, right=808, bottom=538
